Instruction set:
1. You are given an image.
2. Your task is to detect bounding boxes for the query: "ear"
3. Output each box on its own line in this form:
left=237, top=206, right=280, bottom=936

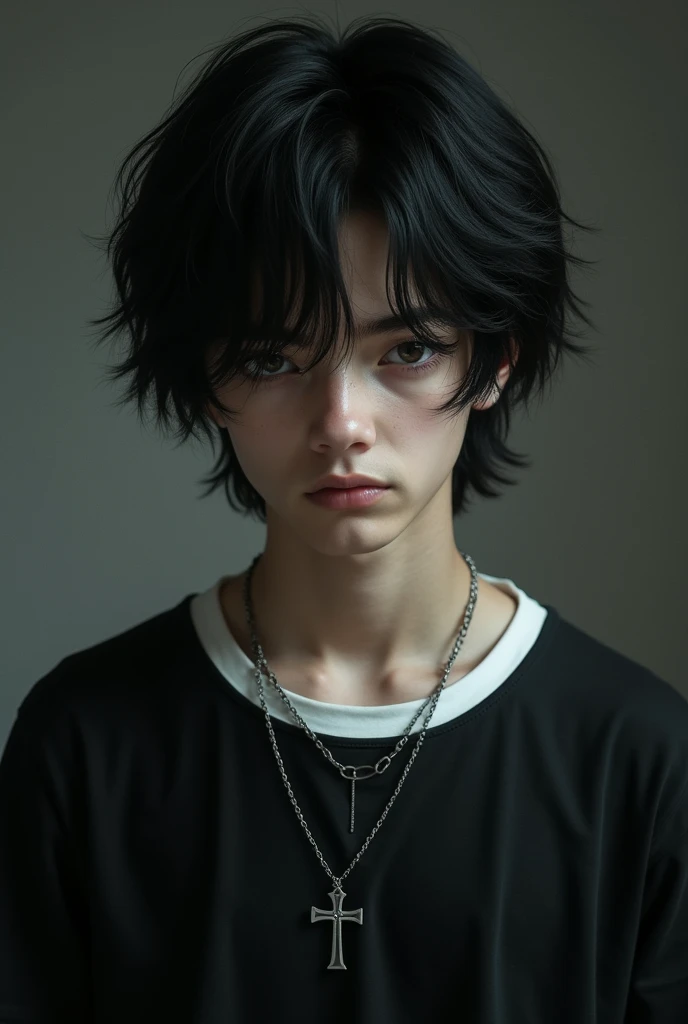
left=206, top=404, right=225, bottom=429
left=472, top=335, right=518, bottom=412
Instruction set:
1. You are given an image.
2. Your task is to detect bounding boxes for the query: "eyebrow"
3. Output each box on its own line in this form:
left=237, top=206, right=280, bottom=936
left=251, top=307, right=452, bottom=344
left=354, top=309, right=447, bottom=338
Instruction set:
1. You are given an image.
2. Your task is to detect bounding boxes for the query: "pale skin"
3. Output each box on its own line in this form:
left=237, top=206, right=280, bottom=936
left=206, top=210, right=519, bottom=707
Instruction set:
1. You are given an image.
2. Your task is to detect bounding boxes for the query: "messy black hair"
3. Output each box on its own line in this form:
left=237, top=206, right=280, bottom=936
left=84, top=12, right=600, bottom=522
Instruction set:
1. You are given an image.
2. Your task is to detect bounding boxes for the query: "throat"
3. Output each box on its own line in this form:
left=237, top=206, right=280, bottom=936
left=217, top=576, right=517, bottom=707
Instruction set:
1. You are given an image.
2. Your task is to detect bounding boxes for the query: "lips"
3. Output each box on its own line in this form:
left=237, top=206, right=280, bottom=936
left=306, top=485, right=389, bottom=509
left=308, top=476, right=388, bottom=492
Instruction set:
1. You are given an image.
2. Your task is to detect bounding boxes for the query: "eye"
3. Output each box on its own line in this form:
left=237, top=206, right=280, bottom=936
left=385, top=339, right=443, bottom=373
left=242, top=338, right=447, bottom=382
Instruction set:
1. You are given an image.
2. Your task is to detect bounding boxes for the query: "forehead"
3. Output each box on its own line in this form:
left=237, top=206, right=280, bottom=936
left=245, top=276, right=454, bottom=348
left=246, top=209, right=427, bottom=328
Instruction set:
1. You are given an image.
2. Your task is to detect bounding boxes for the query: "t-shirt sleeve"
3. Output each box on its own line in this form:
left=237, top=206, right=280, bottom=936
left=625, top=777, right=688, bottom=1022
left=0, top=707, right=92, bottom=1022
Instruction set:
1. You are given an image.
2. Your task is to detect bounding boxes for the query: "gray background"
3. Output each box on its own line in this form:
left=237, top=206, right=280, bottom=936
left=2, top=1, right=686, bottom=755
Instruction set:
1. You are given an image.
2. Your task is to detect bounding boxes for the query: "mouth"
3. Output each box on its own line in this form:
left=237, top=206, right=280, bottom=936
left=305, top=485, right=390, bottom=509
left=310, top=484, right=389, bottom=492
left=307, top=478, right=389, bottom=493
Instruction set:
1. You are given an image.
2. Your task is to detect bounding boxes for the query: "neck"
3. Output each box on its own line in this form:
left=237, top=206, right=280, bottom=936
left=224, top=523, right=507, bottom=705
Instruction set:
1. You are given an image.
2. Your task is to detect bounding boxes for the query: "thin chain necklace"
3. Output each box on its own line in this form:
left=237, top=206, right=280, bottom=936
left=242, top=550, right=479, bottom=970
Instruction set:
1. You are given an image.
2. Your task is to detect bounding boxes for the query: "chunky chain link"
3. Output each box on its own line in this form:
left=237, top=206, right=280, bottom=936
left=244, top=550, right=478, bottom=888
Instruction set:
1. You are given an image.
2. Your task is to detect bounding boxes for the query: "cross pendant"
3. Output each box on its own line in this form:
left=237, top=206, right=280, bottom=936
left=311, top=885, right=363, bottom=969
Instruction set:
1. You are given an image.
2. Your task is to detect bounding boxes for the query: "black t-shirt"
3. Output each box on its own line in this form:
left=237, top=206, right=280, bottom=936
left=1, top=591, right=687, bottom=1023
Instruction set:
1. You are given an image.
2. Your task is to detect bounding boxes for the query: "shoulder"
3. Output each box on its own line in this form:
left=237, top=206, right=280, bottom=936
left=12, top=596, right=196, bottom=748
left=550, top=612, right=688, bottom=729
left=546, top=611, right=688, bottom=834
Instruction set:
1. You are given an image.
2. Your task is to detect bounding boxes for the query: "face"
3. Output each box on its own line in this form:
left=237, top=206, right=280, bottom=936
left=207, top=210, right=508, bottom=556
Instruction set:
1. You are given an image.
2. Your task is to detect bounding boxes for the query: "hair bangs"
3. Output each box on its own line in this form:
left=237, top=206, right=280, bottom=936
left=206, top=191, right=482, bottom=420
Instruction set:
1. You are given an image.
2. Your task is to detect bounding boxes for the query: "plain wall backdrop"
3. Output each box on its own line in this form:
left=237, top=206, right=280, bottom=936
left=2, top=0, right=686, bottom=754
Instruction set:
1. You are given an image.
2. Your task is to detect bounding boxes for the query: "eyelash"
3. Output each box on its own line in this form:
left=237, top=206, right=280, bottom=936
left=244, top=339, right=447, bottom=384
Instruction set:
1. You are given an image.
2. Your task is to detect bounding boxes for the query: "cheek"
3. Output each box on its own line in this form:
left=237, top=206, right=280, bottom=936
left=226, top=409, right=295, bottom=486
left=391, top=403, right=468, bottom=465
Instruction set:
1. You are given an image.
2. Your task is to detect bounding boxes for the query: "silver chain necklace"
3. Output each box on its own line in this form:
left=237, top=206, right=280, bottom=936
left=242, top=549, right=479, bottom=970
